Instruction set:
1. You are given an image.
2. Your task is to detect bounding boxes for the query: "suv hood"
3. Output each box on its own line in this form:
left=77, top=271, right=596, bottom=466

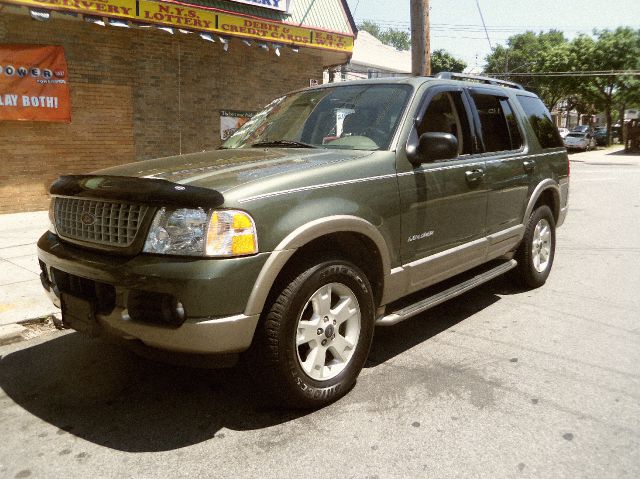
left=96, top=148, right=373, bottom=193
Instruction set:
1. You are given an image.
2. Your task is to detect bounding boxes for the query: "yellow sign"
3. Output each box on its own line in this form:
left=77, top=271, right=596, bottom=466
left=10, top=0, right=134, bottom=18
left=139, top=1, right=217, bottom=30
left=218, top=14, right=354, bottom=51
left=1, top=0, right=354, bottom=53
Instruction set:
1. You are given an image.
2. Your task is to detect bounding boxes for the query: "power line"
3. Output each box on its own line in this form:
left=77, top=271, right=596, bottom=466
left=331, top=69, right=640, bottom=81
left=475, top=0, right=493, bottom=50
left=352, top=0, right=360, bottom=16
left=489, top=70, right=640, bottom=77
left=356, top=19, right=640, bottom=33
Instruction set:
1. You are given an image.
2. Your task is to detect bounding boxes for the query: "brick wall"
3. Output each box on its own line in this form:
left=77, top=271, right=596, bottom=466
left=0, top=11, right=324, bottom=213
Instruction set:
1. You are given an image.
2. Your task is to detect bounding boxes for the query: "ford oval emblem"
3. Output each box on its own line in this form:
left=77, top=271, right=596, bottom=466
left=80, top=212, right=95, bottom=226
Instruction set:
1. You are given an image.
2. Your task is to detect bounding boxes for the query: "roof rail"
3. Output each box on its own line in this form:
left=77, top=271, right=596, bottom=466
left=434, top=72, right=525, bottom=90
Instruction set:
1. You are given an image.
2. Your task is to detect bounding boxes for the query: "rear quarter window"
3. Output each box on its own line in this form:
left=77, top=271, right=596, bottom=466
left=517, top=96, right=563, bottom=149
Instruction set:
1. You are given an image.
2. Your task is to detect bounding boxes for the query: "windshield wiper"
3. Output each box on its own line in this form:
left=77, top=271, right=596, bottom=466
left=251, top=140, right=316, bottom=149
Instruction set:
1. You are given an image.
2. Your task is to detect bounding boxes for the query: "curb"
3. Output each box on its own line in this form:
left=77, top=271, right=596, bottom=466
left=0, top=315, right=60, bottom=347
left=0, top=323, right=28, bottom=346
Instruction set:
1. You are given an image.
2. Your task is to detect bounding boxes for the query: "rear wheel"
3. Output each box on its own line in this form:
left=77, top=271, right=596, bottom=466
left=514, top=205, right=556, bottom=288
left=246, top=259, right=375, bottom=408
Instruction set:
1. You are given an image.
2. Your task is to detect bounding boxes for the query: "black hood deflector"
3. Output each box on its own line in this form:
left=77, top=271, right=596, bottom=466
left=50, top=175, right=224, bottom=208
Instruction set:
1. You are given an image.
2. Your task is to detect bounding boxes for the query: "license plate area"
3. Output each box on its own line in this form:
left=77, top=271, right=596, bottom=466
left=61, top=293, right=100, bottom=336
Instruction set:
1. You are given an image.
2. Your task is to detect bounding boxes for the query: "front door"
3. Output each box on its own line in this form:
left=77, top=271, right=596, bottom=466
left=397, top=88, right=488, bottom=291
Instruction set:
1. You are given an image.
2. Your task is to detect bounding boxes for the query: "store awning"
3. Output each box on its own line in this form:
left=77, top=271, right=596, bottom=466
left=0, top=0, right=356, bottom=54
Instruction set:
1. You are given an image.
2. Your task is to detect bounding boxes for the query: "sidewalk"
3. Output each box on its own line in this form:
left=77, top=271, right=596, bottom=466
left=568, top=144, right=640, bottom=164
left=0, top=210, right=58, bottom=331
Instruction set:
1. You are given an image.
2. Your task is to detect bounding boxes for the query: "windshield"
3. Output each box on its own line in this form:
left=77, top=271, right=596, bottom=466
left=567, top=133, right=585, bottom=138
left=222, top=84, right=413, bottom=151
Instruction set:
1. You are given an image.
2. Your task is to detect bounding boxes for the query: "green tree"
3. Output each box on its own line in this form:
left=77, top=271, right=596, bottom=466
left=358, top=20, right=382, bottom=40
left=379, top=29, right=411, bottom=51
left=358, top=21, right=410, bottom=51
left=571, top=28, right=640, bottom=144
left=431, top=49, right=467, bottom=74
left=484, top=30, right=574, bottom=109
left=616, top=76, right=640, bottom=125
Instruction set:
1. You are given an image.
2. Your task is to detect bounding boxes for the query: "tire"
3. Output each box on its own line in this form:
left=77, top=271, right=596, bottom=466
left=246, top=259, right=375, bottom=409
left=514, top=205, right=556, bottom=289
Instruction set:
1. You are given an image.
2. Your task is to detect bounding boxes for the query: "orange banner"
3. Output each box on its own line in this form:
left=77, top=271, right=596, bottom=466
left=0, top=45, right=71, bottom=122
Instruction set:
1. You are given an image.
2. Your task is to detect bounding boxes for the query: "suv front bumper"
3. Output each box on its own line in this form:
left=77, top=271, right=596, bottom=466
left=37, top=232, right=268, bottom=355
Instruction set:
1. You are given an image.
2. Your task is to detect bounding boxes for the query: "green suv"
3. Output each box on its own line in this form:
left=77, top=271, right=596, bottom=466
left=38, top=73, right=569, bottom=407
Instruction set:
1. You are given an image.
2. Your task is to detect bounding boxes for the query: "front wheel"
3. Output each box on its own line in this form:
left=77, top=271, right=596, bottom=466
left=514, top=205, right=556, bottom=288
left=246, top=259, right=375, bottom=408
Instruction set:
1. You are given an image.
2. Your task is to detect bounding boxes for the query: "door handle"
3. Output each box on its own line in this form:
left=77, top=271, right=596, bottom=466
left=523, top=160, right=535, bottom=172
left=465, top=168, right=484, bottom=182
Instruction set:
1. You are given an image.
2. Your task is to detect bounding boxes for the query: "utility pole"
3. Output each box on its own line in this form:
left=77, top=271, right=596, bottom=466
left=410, top=0, right=430, bottom=76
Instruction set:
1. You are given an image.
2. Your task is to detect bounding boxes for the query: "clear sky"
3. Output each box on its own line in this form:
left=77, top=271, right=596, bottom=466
left=344, top=0, right=640, bottom=72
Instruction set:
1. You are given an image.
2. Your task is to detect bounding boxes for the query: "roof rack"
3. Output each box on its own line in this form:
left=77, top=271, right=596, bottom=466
left=434, top=72, right=525, bottom=90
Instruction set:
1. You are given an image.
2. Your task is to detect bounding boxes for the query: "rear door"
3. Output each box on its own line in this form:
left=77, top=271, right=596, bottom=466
left=467, top=88, right=530, bottom=235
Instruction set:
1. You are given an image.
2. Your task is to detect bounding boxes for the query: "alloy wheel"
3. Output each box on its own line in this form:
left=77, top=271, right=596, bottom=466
left=532, top=218, right=552, bottom=273
left=295, top=282, right=361, bottom=381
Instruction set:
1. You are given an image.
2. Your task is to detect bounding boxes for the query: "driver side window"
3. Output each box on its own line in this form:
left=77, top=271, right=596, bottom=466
left=416, top=91, right=473, bottom=156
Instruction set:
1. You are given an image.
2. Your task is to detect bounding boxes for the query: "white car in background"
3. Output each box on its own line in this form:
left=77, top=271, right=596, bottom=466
left=563, top=131, right=596, bottom=151
left=558, top=127, right=569, bottom=139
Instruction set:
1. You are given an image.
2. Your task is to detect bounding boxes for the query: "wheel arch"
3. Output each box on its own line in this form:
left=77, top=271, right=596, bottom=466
left=524, top=180, right=561, bottom=224
left=244, top=215, right=391, bottom=317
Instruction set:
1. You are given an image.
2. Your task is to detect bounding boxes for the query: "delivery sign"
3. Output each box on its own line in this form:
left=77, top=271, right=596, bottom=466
left=0, top=45, right=71, bottom=122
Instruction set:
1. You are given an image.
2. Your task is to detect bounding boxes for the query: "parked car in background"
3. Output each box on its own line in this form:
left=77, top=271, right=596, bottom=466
left=571, top=124, right=594, bottom=135
left=558, top=127, right=569, bottom=139
left=612, top=125, right=622, bottom=143
left=564, top=131, right=596, bottom=151
left=594, top=126, right=609, bottom=146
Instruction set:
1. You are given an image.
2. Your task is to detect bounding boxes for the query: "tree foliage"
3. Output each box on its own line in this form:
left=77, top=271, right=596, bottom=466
left=484, top=28, right=640, bottom=144
left=484, top=30, right=573, bottom=109
left=571, top=28, right=640, bottom=137
left=431, top=49, right=466, bottom=74
left=358, top=20, right=410, bottom=51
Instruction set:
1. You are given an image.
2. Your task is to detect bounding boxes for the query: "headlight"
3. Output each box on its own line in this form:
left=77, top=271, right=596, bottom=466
left=143, top=207, right=258, bottom=257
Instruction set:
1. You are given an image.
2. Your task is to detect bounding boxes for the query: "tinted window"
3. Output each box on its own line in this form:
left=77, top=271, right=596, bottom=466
left=517, top=95, right=563, bottom=149
left=417, top=91, right=473, bottom=156
left=470, top=93, right=522, bottom=153
left=500, top=99, right=524, bottom=150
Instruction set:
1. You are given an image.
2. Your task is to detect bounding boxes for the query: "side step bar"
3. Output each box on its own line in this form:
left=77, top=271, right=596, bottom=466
left=376, top=259, right=517, bottom=326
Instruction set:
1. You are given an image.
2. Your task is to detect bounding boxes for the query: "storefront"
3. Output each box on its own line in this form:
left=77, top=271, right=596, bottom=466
left=0, top=0, right=356, bottom=212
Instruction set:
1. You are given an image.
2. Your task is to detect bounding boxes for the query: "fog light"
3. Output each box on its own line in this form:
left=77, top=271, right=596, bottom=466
left=127, top=291, right=186, bottom=327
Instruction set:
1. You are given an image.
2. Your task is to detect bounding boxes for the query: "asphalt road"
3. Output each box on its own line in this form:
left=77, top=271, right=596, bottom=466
left=1, top=147, right=639, bottom=479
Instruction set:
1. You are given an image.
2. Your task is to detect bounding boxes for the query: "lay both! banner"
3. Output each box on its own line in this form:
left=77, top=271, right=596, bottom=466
left=0, top=44, right=71, bottom=122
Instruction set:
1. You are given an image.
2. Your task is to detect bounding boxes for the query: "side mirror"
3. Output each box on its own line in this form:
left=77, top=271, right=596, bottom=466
left=407, top=131, right=458, bottom=165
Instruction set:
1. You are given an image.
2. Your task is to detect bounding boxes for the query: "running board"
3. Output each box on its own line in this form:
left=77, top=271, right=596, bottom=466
left=376, top=259, right=517, bottom=326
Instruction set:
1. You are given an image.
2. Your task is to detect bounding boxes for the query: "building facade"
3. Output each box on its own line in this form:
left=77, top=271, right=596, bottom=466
left=0, top=0, right=355, bottom=213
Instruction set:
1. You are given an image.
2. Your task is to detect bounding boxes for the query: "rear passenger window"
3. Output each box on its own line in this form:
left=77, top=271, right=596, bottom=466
left=470, top=93, right=523, bottom=153
left=517, top=95, right=563, bottom=149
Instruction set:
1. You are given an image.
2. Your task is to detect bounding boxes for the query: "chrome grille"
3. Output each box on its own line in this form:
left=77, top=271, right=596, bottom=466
left=54, top=197, right=148, bottom=247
